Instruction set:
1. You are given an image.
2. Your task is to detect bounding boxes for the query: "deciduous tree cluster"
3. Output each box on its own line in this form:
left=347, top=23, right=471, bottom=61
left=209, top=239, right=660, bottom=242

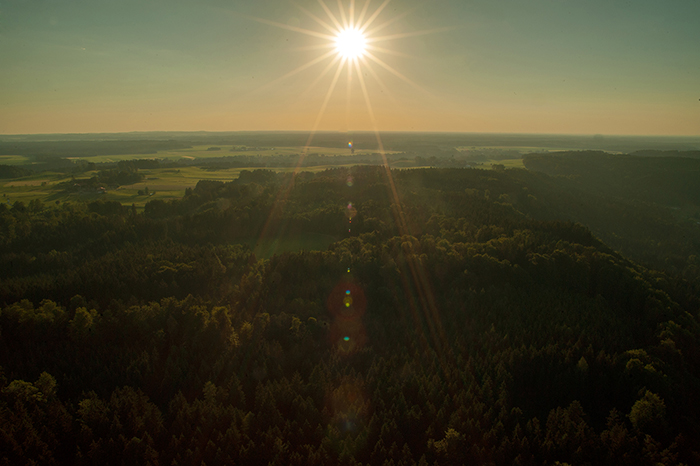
left=1, top=166, right=698, bottom=464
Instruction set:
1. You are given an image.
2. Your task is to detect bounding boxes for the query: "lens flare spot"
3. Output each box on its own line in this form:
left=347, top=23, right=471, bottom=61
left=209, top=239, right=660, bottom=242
left=344, top=336, right=350, bottom=341
left=347, top=268, right=351, bottom=272
left=346, top=176, right=354, bottom=187
left=346, top=290, right=351, bottom=295
left=328, top=281, right=366, bottom=320
left=345, top=202, right=357, bottom=219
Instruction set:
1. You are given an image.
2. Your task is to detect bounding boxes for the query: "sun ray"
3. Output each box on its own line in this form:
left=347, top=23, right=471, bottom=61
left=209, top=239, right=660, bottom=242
left=245, top=14, right=336, bottom=40
left=299, top=54, right=344, bottom=100
left=356, top=0, right=372, bottom=28
left=365, top=44, right=413, bottom=58
left=359, top=55, right=400, bottom=105
left=349, top=0, right=356, bottom=28
left=317, top=0, right=344, bottom=31
left=255, top=58, right=346, bottom=257
left=354, top=61, right=399, bottom=195
left=290, top=43, right=336, bottom=52
left=304, top=57, right=347, bottom=153
left=359, top=0, right=392, bottom=33
left=355, top=58, right=452, bottom=381
left=337, top=0, right=349, bottom=29
left=249, top=0, right=448, bottom=103
left=353, top=58, right=404, bottom=227
left=248, top=0, right=456, bottom=380
left=346, top=54, right=353, bottom=130
left=363, top=51, right=432, bottom=96
left=368, top=26, right=454, bottom=43
left=363, top=6, right=415, bottom=36
left=248, top=49, right=337, bottom=96
left=291, top=1, right=338, bottom=34
left=353, top=58, right=378, bottom=134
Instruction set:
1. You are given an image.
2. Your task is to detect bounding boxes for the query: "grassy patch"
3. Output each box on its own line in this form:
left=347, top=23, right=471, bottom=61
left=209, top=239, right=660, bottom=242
left=0, top=164, right=367, bottom=208
left=66, top=145, right=395, bottom=164
left=484, top=158, right=525, bottom=169
left=0, top=155, right=30, bottom=165
left=454, top=146, right=578, bottom=153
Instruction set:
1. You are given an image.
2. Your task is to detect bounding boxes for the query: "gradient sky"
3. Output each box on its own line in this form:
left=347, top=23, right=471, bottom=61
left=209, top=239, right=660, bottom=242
left=1, top=0, right=699, bottom=135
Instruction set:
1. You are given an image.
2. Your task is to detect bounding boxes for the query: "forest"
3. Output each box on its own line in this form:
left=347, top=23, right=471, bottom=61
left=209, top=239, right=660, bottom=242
left=1, top=161, right=699, bottom=465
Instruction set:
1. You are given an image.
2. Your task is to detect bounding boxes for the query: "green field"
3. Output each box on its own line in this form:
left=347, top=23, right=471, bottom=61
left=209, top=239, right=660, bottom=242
left=0, top=164, right=365, bottom=209
left=2, top=171, right=72, bottom=204
left=455, top=146, right=565, bottom=152
left=0, top=144, right=526, bottom=209
left=484, top=158, right=525, bottom=169
left=0, top=155, right=30, bottom=165
left=59, top=145, right=393, bottom=164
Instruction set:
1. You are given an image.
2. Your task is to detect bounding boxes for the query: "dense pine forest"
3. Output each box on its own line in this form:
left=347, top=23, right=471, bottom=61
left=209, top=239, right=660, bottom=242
left=2, top=159, right=699, bottom=464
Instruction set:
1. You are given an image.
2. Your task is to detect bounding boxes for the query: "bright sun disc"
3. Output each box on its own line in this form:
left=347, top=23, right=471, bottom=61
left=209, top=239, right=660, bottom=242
left=335, top=28, right=366, bottom=59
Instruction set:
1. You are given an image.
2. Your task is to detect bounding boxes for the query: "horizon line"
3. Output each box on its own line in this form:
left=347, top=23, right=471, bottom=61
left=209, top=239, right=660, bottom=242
left=2, top=130, right=700, bottom=139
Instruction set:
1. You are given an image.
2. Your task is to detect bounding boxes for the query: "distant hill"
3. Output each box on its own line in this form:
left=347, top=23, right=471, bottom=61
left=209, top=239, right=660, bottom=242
left=523, top=151, right=700, bottom=207
left=631, top=150, right=700, bottom=159
left=2, top=131, right=699, bottom=153
left=0, top=140, right=191, bottom=158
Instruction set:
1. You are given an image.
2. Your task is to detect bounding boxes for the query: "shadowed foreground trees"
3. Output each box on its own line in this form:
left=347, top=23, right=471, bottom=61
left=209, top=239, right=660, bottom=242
left=1, top=166, right=699, bottom=464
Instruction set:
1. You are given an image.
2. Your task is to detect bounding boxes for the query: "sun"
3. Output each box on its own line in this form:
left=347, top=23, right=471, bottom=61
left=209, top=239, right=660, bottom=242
left=248, top=0, right=447, bottom=267
left=248, top=0, right=445, bottom=141
left=335, top=28, right=366, bottom=59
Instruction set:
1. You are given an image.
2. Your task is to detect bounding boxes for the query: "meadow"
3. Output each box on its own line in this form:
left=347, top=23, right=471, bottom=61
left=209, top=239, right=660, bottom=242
left=1, top=165, right=341, bottom=208
left=0, top=160, right=343, bottom=257
left=0, top=145, right=522, bottom=209
left=0, top=155, right=30, bottom=165
left=63, top=144, right=396, bottom=164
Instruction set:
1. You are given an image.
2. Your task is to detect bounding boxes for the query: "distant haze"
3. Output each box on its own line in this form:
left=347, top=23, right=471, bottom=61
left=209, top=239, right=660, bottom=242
left=1, top=0, right=699, bottom=135
left=2, top=132, right=699, bottom=154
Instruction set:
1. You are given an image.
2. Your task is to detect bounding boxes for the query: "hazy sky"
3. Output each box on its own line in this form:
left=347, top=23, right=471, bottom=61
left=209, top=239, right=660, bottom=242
left=1, top=0, right=699, bottom=135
